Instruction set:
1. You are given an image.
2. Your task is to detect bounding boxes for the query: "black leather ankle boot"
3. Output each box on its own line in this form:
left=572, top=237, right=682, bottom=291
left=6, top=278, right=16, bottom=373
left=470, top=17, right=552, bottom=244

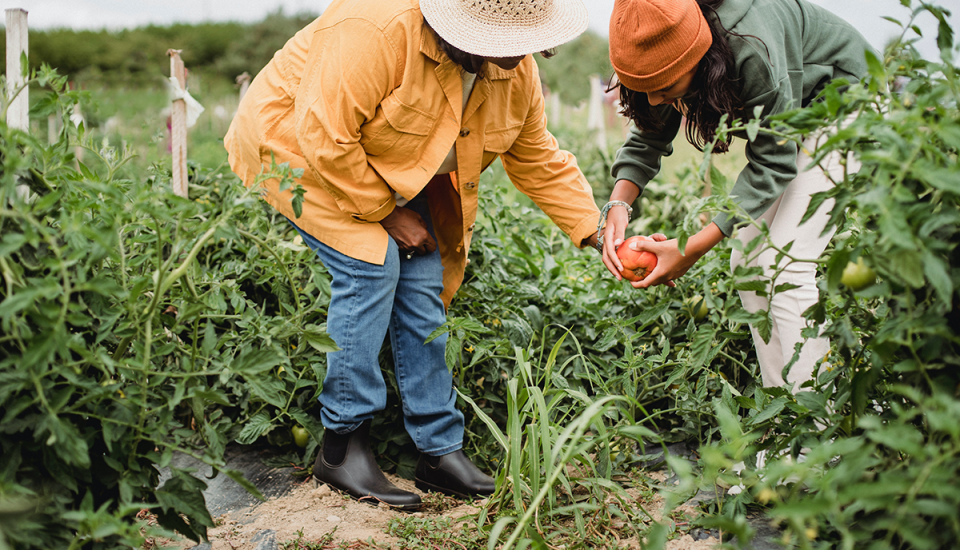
left=314, top=420, right=422, bottom=510
left=415, top=449, right=496, bottom=498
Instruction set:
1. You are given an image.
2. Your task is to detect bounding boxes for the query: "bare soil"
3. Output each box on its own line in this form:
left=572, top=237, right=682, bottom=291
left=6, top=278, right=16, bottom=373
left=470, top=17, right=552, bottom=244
left=150, top=470, right=720, bottom=550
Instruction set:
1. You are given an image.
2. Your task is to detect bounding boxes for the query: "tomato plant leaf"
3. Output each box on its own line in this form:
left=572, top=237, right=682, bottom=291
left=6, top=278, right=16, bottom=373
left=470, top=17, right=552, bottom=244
left=921, top=250, right=952, bottom=305
left=303, top=329, right=338, bottom=353
left=236, top=411, right=274, bottom=445
left=229, top=349, right=284, bottom=375
left=224, top=468, right=265, bottom=501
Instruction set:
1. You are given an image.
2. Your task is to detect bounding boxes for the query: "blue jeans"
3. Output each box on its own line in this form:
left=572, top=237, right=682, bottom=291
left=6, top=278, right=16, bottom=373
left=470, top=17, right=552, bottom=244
left=288, top=194, right=463, bottom=455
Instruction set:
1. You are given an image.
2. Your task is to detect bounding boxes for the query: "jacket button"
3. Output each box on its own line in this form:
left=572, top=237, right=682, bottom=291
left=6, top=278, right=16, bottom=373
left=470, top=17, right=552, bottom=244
left=465, top=181, right=476, bottom=189
left=459, top=128, right=470, bottom=137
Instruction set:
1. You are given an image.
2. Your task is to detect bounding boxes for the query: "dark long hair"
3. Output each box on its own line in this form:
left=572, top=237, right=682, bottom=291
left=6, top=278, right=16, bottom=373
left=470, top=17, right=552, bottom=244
left=424, top=19, right=556, bottom=81
left=616, top=0, right=762, bottom=153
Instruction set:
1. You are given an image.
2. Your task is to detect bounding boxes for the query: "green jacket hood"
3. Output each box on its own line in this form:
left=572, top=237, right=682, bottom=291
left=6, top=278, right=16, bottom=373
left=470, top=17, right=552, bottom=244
left=713, top=0, right=753, bottom=30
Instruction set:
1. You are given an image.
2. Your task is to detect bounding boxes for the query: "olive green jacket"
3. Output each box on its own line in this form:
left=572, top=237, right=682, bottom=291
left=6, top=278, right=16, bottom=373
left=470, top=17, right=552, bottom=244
left=611, top=0, right=874, bottom=235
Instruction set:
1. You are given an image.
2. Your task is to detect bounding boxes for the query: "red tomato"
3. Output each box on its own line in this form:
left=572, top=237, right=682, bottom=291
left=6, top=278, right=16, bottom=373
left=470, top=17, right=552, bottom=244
left=617, top=235, right=658, bottom=282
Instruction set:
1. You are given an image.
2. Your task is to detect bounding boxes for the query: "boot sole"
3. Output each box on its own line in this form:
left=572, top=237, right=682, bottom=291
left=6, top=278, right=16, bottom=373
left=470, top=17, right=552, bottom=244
left=319, top=478, right=423, bottom=511
left=414, top=478, right=495, bottom=500
left=415, top=478, right=468, bottom=499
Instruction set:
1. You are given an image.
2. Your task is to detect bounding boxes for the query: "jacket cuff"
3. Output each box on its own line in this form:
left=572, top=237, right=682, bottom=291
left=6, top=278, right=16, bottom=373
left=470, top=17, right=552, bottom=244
left=712, top=212, right=737, bottom=237
left=610, top=167, right=650, bottom=194
left=352, top=196, right=397, bottom=223
left=570, top=213, right=601, bottom=249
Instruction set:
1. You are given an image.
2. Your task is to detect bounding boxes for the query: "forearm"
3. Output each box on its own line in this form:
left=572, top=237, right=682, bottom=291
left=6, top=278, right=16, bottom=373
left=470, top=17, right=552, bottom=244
left=609, top=179, right=641, bottom=204
left=683, top=222, right=726, bottom=260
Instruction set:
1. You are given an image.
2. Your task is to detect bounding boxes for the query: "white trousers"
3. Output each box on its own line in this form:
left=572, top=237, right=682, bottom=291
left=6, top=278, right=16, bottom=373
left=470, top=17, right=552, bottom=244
left=730, top=134, right=854, bottom=389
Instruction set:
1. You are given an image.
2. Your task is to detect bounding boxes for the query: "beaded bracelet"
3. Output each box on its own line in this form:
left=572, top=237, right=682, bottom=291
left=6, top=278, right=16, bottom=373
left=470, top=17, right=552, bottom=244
left=594, top=200, right=633, bottom=253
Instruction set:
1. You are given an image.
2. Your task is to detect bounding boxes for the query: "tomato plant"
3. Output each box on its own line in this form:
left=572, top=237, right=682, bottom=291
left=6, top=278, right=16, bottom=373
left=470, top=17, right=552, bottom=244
left=0, top=67, right=333, bottom=549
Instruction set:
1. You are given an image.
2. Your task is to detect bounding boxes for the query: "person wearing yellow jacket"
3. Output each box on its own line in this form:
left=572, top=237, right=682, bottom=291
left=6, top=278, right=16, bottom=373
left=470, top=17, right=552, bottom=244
left=225, top=0, right=601, bottom=509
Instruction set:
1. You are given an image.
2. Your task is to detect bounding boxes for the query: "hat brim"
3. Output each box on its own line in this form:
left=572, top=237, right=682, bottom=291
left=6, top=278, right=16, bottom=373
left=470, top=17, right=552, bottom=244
left=421, top=0, right=589, bottom=58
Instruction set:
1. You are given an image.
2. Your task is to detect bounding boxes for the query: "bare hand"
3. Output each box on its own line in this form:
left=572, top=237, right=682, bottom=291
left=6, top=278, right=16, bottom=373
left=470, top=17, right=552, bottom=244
left=379, top=207, right=437, bottom=256
left=600, top=206, right=631, bottom=280
left=625, top=237, right=698, bottom=289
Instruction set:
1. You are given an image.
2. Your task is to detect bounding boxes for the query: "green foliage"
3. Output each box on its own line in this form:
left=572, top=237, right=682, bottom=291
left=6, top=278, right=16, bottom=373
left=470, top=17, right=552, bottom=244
left=386, top=516, right=488, bottom=549
left=458, top=340, right=649, bottom=549
left=213, top=11, right=319, bottom=84
left=0, top=66, right=334, bottom=549
left=535, top=30, right=614, bottom=105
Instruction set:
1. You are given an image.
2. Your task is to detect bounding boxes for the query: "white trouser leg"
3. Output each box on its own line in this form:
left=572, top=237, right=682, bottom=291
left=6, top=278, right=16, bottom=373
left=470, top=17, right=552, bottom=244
left=730, top=134, right=854, bottom=389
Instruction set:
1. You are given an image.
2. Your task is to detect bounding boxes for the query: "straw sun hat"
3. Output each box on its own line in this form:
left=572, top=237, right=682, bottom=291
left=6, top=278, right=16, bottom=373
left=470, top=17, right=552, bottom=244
left=420, top=0, right=589, bottom=58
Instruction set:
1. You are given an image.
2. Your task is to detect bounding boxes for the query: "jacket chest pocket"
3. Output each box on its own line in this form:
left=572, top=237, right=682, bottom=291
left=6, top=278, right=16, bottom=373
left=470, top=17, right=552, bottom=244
left=360, top=94, right=437, bottom=158
left=481, top=125, right=521, bottom=170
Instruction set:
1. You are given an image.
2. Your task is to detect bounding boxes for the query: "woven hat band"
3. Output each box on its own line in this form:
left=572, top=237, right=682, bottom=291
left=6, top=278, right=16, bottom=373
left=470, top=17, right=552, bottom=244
left=609, top=0, right=713, bottom=92
left=464, top=0, right=555, bottom=26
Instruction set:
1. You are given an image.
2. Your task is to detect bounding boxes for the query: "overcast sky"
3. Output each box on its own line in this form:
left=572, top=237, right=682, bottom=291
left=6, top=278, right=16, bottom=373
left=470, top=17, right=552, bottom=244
left=4, top=0, right=958, bottom=59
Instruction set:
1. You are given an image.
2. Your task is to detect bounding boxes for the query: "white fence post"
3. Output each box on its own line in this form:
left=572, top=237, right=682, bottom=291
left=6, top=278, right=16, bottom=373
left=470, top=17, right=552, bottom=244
left=587, top=74, right=607, bottom=150
left=5, top=8, right=29, bottom=131
left=236, top=72, right=251, bottom=102
left=6, top=8, right=31, bottom=200
left=48, top=113, right=58, bottom=144
left=548, top=91, right=562, bottom=130
left=168, top=49, right=189, bottom=198
left=71, top=99, right=84, bottom=164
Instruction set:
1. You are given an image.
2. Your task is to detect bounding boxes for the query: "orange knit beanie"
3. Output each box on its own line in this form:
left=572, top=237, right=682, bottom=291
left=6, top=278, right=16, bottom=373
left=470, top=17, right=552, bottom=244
left=609, top=0, right=713, bottom=92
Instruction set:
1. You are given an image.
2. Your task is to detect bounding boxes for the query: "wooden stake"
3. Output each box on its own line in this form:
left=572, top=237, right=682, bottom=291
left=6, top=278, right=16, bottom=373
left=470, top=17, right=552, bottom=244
left=548, top=91, right=561, bottom=130
left=236, top=72, right=251, bottom=102
left=71, top=101, right=84, bottom=164
left=5, top=8, right=29, bottom=131
left=168, top=49, right=189, bottom=198
left=587, top=74, right=607, bottom=150
left=48, top=113, right=58, bottom=144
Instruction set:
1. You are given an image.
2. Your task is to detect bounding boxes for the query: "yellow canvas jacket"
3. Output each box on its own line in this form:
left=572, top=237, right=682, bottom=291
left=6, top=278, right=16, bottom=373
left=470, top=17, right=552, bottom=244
left=225, top=0, right=600, bottom=306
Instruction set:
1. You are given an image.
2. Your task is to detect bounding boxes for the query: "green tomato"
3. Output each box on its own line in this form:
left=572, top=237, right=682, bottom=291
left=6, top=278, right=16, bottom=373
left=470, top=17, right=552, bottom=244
left=685, top=295, right=709, bottom=321
left=291, top=425, right=310, bottom=448
left=841, top=258, right=877, bottom=291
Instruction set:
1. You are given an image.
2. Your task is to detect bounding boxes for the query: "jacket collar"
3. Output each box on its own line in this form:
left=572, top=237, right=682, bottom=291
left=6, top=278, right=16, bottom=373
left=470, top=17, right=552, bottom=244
left=420, top=23, right=516, bottom=124
left=419, top=24, right=517, bottom=81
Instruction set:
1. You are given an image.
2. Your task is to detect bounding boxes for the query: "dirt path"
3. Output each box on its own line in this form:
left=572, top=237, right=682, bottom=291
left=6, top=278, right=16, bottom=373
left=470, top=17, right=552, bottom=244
left=149, top=469, right=722, bottom=550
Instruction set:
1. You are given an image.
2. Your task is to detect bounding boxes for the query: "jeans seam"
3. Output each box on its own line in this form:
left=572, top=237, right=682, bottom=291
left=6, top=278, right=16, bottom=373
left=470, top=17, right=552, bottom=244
left=390, top=308, right=417, bottom=445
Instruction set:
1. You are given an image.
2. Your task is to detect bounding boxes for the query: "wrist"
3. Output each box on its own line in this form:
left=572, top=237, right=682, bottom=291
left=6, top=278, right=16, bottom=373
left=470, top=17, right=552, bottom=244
left=582, top=232, right=601, bottom=253
left=597, top=200, right=633, bottom=229
left=686, top=223, right=725, bottom=258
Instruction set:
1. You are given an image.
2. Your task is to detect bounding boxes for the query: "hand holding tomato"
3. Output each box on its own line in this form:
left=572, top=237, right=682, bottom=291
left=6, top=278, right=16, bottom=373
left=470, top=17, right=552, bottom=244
left=624, top=224, right=726, bottom=289
left=616, top=236, right=658, bottom=281
left=603, top=232, right=673, bottom=284
left=623, top=236, right=700, bottom=288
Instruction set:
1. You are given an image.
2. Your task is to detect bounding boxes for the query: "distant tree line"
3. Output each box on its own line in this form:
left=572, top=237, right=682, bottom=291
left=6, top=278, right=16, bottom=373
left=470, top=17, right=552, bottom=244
left=1, top=10, right=611, bottom=103
left=0, top=10, right=316, bottom=88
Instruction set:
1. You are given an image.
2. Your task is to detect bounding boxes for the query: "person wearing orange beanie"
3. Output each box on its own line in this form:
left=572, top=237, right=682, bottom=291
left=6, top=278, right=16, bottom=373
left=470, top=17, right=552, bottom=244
left=598, top=0, right=873, bottom=389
